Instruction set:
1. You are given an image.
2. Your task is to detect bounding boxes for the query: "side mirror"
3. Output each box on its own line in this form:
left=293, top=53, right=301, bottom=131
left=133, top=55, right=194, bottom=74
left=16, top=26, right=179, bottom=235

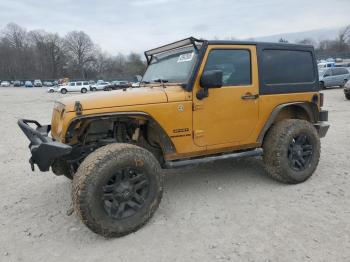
left=200, top=70, right=223, bottom=89
left=197, top=70, right=223, bottom=100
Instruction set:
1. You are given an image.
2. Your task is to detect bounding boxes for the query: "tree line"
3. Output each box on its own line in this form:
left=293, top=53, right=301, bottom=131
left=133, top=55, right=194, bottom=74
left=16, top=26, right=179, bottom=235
left=0, top=23, right=349, bottom=81
left=0, top=23, right=146, bottom=81
left=279, top=25, right=350, bottom=60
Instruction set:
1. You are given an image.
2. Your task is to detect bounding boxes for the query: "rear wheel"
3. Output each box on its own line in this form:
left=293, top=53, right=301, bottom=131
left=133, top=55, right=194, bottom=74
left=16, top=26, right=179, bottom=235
left=263, top=119, right=320, bottom=184
left=61, top=88, right=67, bottom=94
left=81, top=88, right=87, bottom=93
left=49, top=89, right=54, bottom=93
left=92, top=87, right=97, bottom=91
left=345, top=93, right=350, bottom=100
left=72, top=143, right=163, bottom=237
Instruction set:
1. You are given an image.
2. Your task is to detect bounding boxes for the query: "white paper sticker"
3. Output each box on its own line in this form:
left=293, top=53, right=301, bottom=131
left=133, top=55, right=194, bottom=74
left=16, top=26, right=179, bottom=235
left=177, top=52, right=194, bottom=63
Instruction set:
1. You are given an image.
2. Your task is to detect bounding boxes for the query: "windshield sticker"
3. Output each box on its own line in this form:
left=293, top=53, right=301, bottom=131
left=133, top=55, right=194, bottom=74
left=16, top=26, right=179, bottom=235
left=177, top=52, right=194, bottom=63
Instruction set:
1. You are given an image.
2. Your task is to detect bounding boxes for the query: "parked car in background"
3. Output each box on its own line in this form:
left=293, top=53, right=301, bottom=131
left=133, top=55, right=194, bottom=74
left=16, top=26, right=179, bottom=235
left=318, top=62, right=335, bottom=69
left=43, top=81, right=54, bottom=87
left=132, top=82, right=140, bottom=87
left=47, top=86, right=59, bottom=93
left=1, top=81, right=10, bottom=87
left=319, top=67, right=350, bottom=89
left=25, top=81, right=33, bottom=88
left=90, top=82, right=110, bottom=91
left=106, top=80, right=131, bottom=90
left=344, top=80, right=350, bottom=100
left=34, top=80, right=43, bottom=87
left=58, top=81, right=90, bottom=94
left=13, top=80, right=23, bottom=87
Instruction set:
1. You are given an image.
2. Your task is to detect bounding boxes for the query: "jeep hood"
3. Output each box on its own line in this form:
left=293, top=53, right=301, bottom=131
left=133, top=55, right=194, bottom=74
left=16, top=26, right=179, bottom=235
left=58, top=86, right=189, bottom=112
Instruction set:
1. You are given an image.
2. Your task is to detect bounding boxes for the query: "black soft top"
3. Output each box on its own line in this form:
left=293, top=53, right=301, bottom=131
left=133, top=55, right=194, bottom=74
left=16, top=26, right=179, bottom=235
left=144, top=37, right=319, bottom=94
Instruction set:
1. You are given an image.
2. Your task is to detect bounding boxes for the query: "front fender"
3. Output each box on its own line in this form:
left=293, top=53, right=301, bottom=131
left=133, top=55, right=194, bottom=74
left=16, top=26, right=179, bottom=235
left=64, top=111, right=176, bottom=155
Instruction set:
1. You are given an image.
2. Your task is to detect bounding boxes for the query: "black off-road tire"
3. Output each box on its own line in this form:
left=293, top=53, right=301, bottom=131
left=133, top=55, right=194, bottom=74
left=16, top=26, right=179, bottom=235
left=81, top=88, right=87, bottom=93
left=345, top=93, right=350, bottom=100
left=61, top=88, right=67, bottom=94
left=263, top=119, right=320, bottom=184
left=72, top=143, right=163, bottom=237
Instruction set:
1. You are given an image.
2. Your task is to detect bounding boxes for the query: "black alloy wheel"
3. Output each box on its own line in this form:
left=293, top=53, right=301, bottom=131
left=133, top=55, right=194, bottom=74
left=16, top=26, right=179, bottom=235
left=288, top=133, right=313, bottom=172
left=102, top=168, right=150, bottom=219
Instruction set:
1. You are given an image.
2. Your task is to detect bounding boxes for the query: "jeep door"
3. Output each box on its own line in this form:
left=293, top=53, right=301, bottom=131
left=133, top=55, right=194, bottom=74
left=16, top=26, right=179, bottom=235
left=193, top=45, right=259, bottom=147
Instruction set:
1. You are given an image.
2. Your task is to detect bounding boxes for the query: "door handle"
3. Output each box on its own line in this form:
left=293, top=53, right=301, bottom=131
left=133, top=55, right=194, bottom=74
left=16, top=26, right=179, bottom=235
left=241, top=93, right=259, bottom=100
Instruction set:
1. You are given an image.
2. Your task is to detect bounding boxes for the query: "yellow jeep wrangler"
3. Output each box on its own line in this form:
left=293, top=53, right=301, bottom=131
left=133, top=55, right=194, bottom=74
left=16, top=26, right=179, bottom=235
left=18, top=37, right=329, bottom=237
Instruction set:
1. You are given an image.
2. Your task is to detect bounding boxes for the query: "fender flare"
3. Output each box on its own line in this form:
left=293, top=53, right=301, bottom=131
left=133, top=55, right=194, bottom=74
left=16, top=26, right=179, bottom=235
left=65, top=111, right=176, bottom=155
left=257, top=102, right=318, bottom=144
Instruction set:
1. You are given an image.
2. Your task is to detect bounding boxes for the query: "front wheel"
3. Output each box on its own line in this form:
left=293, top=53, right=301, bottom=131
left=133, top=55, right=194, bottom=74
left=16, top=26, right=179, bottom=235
left=61, top=88, right=67, bottom=94
left=72, top=143, right=163, bottom=237
left=345, top=93, right=350, bottom=100
left=81, top=88, right=87, bottom=93
left=263, top=119, right=320, bottom=184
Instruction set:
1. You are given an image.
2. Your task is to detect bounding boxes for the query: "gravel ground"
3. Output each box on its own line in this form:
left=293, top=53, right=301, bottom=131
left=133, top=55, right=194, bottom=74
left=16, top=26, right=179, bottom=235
left=0, top=87, right=349, bottom=262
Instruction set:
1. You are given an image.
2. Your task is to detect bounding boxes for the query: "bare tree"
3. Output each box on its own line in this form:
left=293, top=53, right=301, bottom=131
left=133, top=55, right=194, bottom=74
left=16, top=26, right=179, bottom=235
left=64, top=31, right=96, bottom=79
left=29, top=30, right=65, bottom=79
left=3, top=23, right=27, bottom=49
left=1, top=23, right=34, bottom=79
left=278, top=38, right=289, bottom=43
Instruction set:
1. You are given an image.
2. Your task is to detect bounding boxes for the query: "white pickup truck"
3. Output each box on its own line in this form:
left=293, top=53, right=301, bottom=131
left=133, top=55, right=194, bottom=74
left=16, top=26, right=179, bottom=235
left=58, top=81, right=90, bottom=94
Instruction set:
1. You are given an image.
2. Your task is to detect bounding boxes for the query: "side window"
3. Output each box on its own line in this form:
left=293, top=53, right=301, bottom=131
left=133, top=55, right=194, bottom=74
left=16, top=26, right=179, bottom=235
left=339, top=68, right=349, bottom=75
left=70, top=82, right=75, bottom=86
left=76, top=82, right=82, bottom=86
left=83, top=81, right=89, bottom=85
left=203, top=49, right=251, bottom=86
left=262, top=50, right=315, bottom=85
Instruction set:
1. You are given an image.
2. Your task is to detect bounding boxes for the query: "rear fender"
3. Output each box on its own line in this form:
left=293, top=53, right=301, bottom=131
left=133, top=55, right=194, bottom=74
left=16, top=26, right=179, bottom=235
left=257, top=102, right=318, bottom=144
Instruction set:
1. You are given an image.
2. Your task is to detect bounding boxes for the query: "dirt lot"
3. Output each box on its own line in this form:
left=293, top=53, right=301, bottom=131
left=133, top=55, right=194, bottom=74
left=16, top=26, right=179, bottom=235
left=0, top=87, right=349, bottom=262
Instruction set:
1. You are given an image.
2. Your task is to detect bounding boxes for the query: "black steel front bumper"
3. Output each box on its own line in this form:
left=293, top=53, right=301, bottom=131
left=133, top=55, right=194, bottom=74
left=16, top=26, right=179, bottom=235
left=18, top=119, right=72, bottom=172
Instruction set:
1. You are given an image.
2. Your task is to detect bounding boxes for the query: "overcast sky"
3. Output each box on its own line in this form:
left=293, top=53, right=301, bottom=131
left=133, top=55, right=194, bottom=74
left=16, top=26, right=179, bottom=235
left=0, top=0, right=349, bottom=54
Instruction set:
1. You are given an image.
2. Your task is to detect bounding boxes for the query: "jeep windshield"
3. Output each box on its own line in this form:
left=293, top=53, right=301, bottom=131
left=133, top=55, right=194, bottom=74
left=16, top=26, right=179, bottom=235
left=142, top=47, right=198, bottom=85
